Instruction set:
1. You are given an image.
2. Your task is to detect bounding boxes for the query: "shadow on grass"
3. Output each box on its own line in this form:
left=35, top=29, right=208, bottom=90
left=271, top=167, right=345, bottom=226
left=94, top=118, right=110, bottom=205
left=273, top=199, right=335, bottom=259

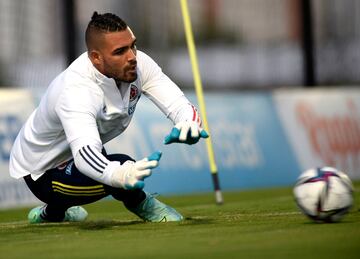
left=180, top=216, right=214, bottom=225
left=77, top=219, right=143, bottom=230
left=0, top=219, right=144, bottom=232
left=0, top=217, right=215, bottom=234
left=76, top=216, right=215, bottom=230
left=301, top=220, right=355, bottom=225
left=77, top=216, right=215, bottom=229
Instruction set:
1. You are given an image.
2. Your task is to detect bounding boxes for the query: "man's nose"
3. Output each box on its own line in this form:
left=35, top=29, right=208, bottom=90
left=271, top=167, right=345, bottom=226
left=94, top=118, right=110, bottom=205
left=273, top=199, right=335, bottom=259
left=127, top=48, right=136, bottom=61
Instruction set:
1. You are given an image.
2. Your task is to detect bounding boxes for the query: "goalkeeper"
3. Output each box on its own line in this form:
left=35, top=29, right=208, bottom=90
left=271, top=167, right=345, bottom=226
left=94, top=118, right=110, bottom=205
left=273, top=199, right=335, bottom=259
left=9, top=12, right=208, bottom=223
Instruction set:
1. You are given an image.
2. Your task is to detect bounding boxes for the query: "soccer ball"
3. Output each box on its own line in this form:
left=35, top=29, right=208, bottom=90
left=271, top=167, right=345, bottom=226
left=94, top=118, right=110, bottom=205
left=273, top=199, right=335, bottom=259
left=293, top=167, right=353, bottom=222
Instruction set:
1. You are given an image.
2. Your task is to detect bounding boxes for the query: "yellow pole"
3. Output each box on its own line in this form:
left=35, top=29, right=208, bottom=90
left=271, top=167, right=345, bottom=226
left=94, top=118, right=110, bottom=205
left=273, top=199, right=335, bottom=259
left=180, top=0, right=223, bottom=204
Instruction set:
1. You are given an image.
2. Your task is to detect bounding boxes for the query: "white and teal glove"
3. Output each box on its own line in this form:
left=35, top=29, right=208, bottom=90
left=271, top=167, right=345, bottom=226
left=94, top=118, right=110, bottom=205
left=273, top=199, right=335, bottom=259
left=164, top=121, right=209, bottom=145
left=111, top=151, right=162, bottom=190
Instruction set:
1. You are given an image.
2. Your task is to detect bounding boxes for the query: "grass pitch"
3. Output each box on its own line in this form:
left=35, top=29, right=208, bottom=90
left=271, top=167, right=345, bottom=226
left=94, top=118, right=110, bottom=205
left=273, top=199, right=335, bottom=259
left=0, top=183, right=359, bottom=259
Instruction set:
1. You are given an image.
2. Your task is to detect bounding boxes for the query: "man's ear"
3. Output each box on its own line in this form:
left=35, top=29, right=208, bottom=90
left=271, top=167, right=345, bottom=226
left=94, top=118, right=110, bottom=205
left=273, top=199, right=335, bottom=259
left=89, top=50, right=102, bottom=66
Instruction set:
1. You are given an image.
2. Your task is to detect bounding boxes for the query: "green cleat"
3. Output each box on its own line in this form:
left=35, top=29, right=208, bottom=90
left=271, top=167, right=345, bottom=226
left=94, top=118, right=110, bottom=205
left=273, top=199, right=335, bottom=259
left=28, top=206, right=47, bottom=224
left=126, top=193, right=184, bottom=222
left=28, top=205, right=88, bottom=224
left=64, top=206, right=88, bottom=222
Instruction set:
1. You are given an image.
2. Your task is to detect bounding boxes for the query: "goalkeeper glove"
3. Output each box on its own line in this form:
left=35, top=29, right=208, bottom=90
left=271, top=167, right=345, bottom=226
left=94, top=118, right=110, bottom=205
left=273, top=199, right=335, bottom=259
left=111, top=151, right=162, bottom=190
left=164, top=121, right=209, bottom=145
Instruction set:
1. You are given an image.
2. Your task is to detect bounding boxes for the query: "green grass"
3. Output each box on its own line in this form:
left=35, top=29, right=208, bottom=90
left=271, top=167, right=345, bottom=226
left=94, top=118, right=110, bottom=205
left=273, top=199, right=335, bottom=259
left=1, top=183, right=359, bottom=259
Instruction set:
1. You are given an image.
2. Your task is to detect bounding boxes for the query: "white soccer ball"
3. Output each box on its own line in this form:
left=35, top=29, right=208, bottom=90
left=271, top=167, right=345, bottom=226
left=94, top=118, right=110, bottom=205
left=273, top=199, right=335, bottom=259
left=293, top=167, right=353, bottom=222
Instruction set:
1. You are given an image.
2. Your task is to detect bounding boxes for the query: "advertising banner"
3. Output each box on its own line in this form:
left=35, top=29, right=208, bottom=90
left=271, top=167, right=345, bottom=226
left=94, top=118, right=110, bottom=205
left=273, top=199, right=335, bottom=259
left=0, top=89, right=39, bottom=209
left=0, top=90, right=302, bottom=208
left=273, top=88, right=360, bottom=179
left=106, top=92, right=301, bottom=194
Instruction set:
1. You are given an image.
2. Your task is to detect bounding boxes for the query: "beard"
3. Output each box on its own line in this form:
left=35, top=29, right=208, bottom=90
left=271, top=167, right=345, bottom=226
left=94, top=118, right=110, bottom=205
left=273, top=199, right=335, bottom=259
left=105, top=61, right=137, bottom=83
left=122, top=68, right=138, bottom=83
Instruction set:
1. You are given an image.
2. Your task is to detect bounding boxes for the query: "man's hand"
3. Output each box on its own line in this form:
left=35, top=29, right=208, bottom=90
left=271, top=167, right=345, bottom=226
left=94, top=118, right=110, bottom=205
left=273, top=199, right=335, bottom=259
left=112, top=151, right=162, bottom=190
left=164, top=121, right=209, bottom=145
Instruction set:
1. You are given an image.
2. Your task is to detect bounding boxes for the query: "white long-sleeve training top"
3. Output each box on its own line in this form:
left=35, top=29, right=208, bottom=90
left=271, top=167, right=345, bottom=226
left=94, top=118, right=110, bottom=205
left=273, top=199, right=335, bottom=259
left=9, top=50, right=200, bottom=186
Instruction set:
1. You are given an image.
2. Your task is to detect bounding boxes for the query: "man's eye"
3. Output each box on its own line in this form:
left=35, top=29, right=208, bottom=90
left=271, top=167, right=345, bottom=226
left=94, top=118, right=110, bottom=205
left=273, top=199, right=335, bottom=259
left=115, top=49, right=126, bottom=55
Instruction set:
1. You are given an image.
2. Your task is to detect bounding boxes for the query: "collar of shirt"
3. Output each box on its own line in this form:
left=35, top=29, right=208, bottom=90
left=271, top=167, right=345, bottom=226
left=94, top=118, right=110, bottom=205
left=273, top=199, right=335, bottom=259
left=84, top=55, right=131, bottom=116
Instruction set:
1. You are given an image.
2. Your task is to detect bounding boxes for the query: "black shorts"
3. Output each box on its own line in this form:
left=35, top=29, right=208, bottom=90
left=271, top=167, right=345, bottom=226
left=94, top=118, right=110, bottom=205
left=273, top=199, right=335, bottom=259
left=24, top=153, right=145, bottom=209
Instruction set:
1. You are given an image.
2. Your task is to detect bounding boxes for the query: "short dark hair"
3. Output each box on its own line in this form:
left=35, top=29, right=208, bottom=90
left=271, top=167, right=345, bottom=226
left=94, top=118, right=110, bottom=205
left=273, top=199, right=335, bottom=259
left=85, top=12, right=128, bottom=50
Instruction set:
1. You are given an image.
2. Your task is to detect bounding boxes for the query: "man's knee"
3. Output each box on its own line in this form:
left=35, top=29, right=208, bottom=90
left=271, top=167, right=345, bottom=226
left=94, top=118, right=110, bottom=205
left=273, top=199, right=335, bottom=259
left=107, top=187, right=146, bottom=207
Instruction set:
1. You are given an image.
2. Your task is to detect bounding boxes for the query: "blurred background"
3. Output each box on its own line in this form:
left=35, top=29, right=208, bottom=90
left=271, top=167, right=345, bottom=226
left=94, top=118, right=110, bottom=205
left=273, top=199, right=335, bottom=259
left=1, top=0, right=359, bottom=90
left=1, top=0, right=360, bottom=208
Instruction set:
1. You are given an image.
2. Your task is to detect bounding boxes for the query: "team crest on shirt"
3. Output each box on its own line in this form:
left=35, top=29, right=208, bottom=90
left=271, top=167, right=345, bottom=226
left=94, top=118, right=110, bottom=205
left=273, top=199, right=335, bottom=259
left=128, top=83, right=140, bottom=115
left=129, top=84, right=139, bottom=102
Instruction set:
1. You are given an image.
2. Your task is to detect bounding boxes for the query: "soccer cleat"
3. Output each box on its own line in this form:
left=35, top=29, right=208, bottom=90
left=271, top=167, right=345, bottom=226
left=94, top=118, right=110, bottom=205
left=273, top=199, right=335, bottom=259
left=28, top=205, right=88, bottom=224
left=28, top=206, right=47, bottom=224
left=64, top=206, right=88, bottom=222
left=126, top=193, right=184, bottom=222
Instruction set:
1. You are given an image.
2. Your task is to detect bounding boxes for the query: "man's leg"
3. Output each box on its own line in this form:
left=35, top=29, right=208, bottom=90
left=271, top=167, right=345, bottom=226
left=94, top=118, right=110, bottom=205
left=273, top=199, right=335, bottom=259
left=24, top=160, right=108, bottom=223
left=104, top=154, right=184, bottom=222
left=25, top=153, right=183, bottom=223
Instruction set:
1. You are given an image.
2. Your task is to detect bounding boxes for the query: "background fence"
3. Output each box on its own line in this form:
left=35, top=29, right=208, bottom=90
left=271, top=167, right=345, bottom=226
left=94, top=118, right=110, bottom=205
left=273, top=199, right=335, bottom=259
left=1, top=0, right=360, bottom=90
